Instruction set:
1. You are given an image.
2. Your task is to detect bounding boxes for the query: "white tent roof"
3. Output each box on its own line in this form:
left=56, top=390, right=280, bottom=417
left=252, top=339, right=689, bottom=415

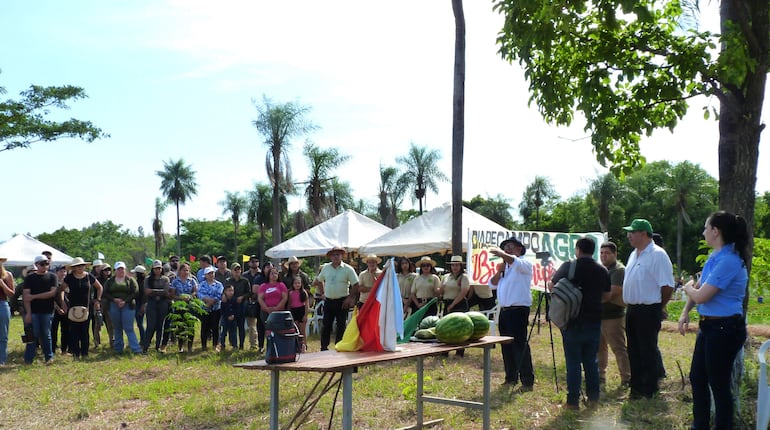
left=0, top=234, right=73, bottom=266
left=265, top=209, right=392, bottom=259
left=358, top=203, right=509, bottom=257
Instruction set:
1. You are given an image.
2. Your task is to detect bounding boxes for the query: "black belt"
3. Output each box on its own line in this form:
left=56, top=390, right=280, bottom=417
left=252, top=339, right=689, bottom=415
left=501, top=305, right=528, bottom=311
left=700, top=314, right=741, bottom=321
left=325, top=297, right=346, bottom=301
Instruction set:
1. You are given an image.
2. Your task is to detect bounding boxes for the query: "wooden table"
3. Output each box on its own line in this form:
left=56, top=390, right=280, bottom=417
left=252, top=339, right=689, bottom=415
left=234, top=335, right=512, bottom=430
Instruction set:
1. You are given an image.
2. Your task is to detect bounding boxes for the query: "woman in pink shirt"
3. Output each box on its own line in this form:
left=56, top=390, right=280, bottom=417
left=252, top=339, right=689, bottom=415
left=257, top=267, right=288, bottom=328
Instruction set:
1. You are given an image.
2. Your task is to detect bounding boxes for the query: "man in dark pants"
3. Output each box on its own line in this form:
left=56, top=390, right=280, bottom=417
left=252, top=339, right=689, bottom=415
left=551, top=238, right=611, bottom=410
left=489, top=237, right=534, bottom=391
left=313, top=246, right=359, bottom=351
left=622, top=219, right=674, bottom=399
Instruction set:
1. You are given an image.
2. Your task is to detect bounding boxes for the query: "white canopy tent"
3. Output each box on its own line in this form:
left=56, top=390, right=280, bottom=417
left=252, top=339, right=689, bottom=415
left=265, top=209, right=392, bottom=259
left=358, top=203, right=509, bottom=258
left=0, top=234, right=73, bottom=266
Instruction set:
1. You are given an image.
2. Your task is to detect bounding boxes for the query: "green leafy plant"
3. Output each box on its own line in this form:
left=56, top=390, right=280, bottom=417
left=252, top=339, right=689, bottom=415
left=166, top=294, right=206, bottom=355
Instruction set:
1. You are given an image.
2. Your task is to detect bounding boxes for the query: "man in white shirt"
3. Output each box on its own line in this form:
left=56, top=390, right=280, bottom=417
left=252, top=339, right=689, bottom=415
left=489, top=237, right=535, bottom=391
left=622, top=219, right=674, bottom=399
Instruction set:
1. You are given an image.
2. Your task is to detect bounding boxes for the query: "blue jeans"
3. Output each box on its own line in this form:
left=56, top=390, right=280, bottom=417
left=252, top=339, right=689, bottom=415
left=109, top=305, right=142, bottom=353
left=24, top=312, right=54, bottom=363
left=690, top=316, right=746, bottom=430
left=561, top=321, right=601, bottom=406
left=219, top=315, right=238, bottom=348
left=0, top=301, right=10, bottom=364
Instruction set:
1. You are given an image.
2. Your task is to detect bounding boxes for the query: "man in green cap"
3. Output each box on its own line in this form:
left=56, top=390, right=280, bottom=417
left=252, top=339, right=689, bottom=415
left=621, top=218, right=674, bottom=399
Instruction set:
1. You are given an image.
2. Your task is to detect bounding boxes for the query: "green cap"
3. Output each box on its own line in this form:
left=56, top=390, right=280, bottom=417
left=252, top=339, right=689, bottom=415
left=623, top=219, right=653, bottom=234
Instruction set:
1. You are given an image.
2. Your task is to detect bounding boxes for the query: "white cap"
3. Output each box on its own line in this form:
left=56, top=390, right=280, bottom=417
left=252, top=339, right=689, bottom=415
left=114, top=261, right=127, bottom=270
left=33, top=255, right=48, bottom=265
left=132, top=265, right=146, bottom=274
left=204, top=266, right=217, bottom=275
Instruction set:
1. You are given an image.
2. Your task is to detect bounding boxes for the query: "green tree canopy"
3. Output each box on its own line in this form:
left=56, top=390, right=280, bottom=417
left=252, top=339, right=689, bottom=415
left=0, top=81, right=108, bottom=152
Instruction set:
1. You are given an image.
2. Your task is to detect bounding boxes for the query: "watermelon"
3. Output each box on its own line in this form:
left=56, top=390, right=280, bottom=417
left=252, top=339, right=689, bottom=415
left=414, top=329, right=436, bottom=340
left=434, top=313, right=474, bottom=344
left=465, top=311, right=490, bottom=341
left=419, top=315, right=440, bottom=330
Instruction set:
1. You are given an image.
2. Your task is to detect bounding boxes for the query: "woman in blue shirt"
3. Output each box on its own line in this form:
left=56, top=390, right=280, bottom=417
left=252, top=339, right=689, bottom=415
left=678, top=211, right=749, bottom=430
left=197, top=266, right=223, bottom=352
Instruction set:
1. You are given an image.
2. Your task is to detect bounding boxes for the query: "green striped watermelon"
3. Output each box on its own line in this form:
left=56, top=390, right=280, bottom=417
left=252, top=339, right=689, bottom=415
left=465, top=311, right=490, bottom=341
left=419, top=315, right=440, bottom=330
left=435, top=313, right=474, bottom=344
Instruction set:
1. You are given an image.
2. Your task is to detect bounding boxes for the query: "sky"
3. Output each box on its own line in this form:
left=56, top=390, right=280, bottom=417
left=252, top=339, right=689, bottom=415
left=1, top=0, right=767, bottom=244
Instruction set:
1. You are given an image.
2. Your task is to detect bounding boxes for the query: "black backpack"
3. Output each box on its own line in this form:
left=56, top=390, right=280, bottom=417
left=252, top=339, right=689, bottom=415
left=548, top=260, right=582, bottom=329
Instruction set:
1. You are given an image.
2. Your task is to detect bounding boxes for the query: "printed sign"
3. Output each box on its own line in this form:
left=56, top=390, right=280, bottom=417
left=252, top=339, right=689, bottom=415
left=468, top=229, right=606, bottom=291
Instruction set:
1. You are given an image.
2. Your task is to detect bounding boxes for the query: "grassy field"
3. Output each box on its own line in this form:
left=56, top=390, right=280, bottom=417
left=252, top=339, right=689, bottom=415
left=0, top=306, right=767, bottom=430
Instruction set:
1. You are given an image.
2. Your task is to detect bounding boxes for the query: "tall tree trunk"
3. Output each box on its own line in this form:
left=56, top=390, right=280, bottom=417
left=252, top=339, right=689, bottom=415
left=451, top=0, right=465, bottom=256
left=234, top=220, right=239, bottom=265
left=272, top=147, right=282, bottom=248
left=176, top=201, right=181, bottom=258
left=676, top=211, right=683, bottom=278
left=717, top=0, right=767, bottom=311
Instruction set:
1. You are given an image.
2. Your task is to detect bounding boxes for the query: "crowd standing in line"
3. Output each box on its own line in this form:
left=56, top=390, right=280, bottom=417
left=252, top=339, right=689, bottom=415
left=3, top=224, right=740, bottom=427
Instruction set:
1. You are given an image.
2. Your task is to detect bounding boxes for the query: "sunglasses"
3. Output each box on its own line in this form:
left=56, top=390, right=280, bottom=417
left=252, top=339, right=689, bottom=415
left=37, top=261, right=50, bottom=266
left=103, top=268, right=112, bottom=271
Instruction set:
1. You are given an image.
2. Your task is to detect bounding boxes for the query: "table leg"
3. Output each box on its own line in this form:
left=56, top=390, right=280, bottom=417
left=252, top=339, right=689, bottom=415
left=417, top=356, right=424, bottom=428
left=342, top=368, right=353, bottom=430
left=483, top=346, right=491, bottom=430
left=270, top=369, right=279, bottom=430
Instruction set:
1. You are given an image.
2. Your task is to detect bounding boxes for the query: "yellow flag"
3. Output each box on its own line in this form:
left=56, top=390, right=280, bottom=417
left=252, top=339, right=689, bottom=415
left=242, top=255, right=250, bottom=263
left=335, top=307, right=364, bottom=351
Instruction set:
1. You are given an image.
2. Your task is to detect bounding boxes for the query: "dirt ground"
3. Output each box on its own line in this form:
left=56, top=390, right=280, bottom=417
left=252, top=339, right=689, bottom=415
left=661, top=321, right=770, bottom=344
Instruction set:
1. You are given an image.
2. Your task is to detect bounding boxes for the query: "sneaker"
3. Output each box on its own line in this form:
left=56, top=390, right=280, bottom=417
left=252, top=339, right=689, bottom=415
left=159, top=346, right=167, bottom=354
left=45, top=358, right=54, bottom=365
left=518, top=385, right=534, bottom=393
left=215, top=345, right=222, bottom=353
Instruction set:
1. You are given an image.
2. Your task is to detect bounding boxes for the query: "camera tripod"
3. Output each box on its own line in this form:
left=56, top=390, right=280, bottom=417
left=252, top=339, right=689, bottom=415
left=525, top=290, right=559, bottom=392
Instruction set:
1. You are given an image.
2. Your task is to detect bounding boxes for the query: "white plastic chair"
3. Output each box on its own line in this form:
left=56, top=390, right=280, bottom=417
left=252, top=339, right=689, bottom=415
left=306, top=301, right=324, bottom=335
left=758, top=339, right=770, bottom=430
left=479, top=304, right=500, bottom=335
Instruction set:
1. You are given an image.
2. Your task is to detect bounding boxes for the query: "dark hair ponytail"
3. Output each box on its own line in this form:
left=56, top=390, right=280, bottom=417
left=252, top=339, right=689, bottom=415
left=709, top=211, right=750, bottom=266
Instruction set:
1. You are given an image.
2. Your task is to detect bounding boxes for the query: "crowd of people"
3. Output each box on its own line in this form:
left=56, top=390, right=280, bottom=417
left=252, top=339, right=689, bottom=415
left=0, top=210, right=751, bottom=428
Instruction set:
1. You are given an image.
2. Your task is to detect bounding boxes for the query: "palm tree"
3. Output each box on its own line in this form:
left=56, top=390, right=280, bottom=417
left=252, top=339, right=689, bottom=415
left=152, top=197, right=167, bottom=258
left=451, top=0, right=466, bottom=255
left=246, top=182, right=279, bottom=261
left=519, top=176, right=559, bottom=229
left=588, top=173, right=631, bottom=233
left=396, top=142, right=449, bottom=214
left=251, top=96, right=317, bottom=246
left=220, top=191, right=247, bottom=262
left=378, top=165, right=404, bottom=228
left=156, top=159, right=198, bottom=258
left=329, top=178, right=356, bottom=215
left=661, top=161, right=718, bottom=275
left=302, top=142, right=350, bottom=225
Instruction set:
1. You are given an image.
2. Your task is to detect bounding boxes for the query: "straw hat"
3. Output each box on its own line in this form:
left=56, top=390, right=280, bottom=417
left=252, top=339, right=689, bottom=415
left=67, top=257, right=91, bottom=269
left=417, top=256, right=437, bottom=268
left=364, top=254, right=381, bottom=264
left=282, top=256, right=304, bottom=270
left=447, top=255, right=464, bottom=265
left=326, top=246, right=347, bottom=257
